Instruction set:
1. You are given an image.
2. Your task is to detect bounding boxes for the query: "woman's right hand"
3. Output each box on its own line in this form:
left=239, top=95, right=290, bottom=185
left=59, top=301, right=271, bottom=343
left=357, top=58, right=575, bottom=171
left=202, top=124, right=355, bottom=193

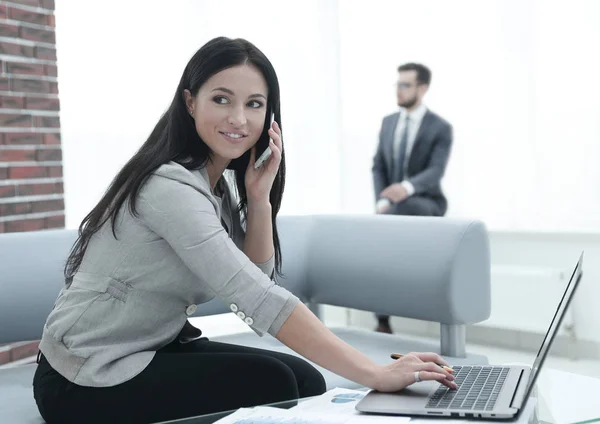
left=372, top=352, right=458, bottom=392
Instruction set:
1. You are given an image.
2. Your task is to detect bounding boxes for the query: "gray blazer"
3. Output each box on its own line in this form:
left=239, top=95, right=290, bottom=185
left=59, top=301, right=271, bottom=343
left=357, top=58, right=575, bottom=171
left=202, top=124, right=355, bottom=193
left=372, top=110, right=453, bottom=214
left=39, top=162, right=299, bottom=387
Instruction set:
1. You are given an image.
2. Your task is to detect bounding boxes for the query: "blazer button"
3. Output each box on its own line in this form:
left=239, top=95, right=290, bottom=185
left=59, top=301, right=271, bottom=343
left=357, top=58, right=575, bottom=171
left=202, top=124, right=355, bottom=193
left=230, top=303, right=239, bottom=313
left=244, top=317, right=254, bottom=326
left=185, top=304, right=197, bottom=316
left=236, top=311, right=246, bottom=320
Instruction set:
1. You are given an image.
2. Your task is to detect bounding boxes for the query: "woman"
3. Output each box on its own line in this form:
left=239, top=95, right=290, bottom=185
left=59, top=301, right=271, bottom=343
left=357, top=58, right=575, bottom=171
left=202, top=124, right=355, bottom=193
left=33, top=37, right=456, bottom=424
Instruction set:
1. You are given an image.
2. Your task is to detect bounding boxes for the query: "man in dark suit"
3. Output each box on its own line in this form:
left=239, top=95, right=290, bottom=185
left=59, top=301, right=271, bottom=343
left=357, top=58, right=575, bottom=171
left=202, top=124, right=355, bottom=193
left=372, top=63, right=453, bottom=334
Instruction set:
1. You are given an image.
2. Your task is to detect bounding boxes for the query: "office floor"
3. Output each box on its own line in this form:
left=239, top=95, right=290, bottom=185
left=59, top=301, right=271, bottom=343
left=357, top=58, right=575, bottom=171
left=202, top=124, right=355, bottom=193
left=190, top=313, right=600, bottom=380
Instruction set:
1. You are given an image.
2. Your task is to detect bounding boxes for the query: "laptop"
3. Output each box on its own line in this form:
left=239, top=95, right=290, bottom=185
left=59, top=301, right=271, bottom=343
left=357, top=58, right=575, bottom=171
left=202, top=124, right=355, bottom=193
left=356, top=252, right=584, bottom=420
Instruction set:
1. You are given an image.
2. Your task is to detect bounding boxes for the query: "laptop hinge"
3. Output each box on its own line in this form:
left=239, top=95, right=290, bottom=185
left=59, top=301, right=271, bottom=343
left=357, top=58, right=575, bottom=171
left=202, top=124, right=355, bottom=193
left=509, top=369, right=526, bottom=409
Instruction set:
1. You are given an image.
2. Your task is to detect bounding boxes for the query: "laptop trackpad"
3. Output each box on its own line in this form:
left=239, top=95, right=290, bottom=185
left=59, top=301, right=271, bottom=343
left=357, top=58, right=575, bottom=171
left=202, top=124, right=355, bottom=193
left=356, top=381, right=438, bottom=415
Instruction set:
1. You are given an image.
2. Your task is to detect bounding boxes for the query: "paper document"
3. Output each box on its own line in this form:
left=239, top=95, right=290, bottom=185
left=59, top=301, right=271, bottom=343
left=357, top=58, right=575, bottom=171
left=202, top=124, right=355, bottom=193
left=213, top=388, right=409, bottom=424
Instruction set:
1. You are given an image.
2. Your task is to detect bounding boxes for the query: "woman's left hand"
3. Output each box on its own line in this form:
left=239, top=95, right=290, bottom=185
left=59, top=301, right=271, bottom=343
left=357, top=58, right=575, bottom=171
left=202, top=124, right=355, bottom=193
left=245, top=121, right=283, bottom=204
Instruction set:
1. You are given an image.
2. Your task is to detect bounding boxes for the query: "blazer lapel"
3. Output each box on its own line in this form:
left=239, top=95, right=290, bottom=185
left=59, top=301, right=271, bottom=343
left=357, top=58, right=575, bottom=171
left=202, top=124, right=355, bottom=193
left=385, top=113, right=400, bottom=177
left=408, top=111, right=434, bottom=171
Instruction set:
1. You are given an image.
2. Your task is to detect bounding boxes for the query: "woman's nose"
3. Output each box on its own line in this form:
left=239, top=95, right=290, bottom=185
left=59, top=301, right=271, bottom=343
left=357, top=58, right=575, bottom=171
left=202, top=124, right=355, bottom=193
left=228, top=108, right=247, bottom=127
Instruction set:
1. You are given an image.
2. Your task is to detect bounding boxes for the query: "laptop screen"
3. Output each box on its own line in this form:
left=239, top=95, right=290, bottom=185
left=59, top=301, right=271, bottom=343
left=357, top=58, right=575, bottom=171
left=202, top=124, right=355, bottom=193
left=520, top=253, right=583, bottom=404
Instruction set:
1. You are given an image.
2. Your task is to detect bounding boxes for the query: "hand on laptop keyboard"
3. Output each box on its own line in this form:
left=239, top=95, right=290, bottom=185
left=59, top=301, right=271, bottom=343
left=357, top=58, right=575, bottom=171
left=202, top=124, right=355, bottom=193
left=373, top=352, right=458, bottom=392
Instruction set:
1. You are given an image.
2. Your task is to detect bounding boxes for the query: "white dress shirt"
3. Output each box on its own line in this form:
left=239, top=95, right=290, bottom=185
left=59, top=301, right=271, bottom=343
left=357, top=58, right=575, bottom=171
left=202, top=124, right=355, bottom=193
left=377, top=104, right=428, bottom=211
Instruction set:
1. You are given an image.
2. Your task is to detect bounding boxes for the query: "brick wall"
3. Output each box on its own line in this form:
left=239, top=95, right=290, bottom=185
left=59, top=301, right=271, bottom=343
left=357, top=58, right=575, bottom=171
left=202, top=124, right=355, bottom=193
left=0, top=0, right=62, bottom=365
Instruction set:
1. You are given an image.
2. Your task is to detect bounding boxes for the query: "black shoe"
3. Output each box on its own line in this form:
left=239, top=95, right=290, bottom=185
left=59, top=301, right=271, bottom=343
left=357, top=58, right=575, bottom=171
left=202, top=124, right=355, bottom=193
left=375, top=322, right=393, bottom=334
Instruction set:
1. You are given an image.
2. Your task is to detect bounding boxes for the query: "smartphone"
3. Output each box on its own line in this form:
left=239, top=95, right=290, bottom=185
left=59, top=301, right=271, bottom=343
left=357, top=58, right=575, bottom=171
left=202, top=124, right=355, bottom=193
left=254, top=113, right=274, bottom=169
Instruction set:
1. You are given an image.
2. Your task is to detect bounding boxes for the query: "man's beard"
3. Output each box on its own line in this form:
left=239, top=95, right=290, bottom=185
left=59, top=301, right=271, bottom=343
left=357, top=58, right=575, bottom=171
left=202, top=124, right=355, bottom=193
left=398, top=96, right=418, bottom=109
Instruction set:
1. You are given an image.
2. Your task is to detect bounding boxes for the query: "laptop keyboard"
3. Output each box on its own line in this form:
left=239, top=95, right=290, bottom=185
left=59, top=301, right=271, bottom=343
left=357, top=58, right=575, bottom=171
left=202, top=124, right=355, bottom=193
left=425, top=366, right=510, bottom=411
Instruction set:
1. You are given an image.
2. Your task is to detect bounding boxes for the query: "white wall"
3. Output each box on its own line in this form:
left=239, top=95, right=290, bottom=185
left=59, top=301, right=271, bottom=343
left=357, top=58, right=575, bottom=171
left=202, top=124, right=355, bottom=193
left=55, top=0, right=342, bottom=228
left=489, top=231, right=600, bottom=345
left=338, top=0, right=600, bottom=233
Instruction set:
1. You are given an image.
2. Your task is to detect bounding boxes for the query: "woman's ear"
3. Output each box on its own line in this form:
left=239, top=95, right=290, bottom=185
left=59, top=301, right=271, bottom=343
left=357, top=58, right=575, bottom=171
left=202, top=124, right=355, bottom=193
left=183, top=89, right=195, bottom=116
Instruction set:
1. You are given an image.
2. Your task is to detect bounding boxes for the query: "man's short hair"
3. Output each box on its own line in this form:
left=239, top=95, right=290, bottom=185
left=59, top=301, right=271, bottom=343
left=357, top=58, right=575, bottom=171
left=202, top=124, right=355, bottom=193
left=397, top=63, right=431, bottom=86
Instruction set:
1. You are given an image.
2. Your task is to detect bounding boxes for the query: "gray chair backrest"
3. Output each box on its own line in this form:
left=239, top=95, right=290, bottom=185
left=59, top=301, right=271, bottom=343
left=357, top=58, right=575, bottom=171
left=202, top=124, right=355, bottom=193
left=0, top=229, right=78, bottom=344
left=0, top=215, right=490, bottom=344
left=292, top=215, right=490, bottom=324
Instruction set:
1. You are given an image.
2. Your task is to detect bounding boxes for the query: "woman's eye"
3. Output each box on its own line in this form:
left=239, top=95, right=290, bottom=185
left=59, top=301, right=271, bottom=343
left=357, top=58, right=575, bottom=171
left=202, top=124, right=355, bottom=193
left=248, top=100, right=263, bottom=108
left=213, top=96, right=229, bottom=104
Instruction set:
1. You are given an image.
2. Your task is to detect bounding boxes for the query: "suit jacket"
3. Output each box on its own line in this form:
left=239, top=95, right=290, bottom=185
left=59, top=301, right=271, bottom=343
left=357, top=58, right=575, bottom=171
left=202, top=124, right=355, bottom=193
left=39, top=162, right=299, bottom=387
left=372, top=110, right=453, bottom=214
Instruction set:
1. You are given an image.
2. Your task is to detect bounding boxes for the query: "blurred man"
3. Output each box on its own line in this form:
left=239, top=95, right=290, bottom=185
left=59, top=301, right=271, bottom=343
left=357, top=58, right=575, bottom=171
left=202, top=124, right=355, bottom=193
left=372, top=63, right=453, bottom=334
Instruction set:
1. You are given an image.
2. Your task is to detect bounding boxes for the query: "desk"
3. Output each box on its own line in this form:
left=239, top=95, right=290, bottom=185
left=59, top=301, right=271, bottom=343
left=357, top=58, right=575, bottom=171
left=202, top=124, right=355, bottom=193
left=536, top=368, right=600, bottom=424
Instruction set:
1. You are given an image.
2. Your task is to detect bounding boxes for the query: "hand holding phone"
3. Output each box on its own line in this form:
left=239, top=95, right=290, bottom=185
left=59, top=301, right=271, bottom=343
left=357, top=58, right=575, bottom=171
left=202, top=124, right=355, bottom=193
left=254, top=113, right=274, bottom=169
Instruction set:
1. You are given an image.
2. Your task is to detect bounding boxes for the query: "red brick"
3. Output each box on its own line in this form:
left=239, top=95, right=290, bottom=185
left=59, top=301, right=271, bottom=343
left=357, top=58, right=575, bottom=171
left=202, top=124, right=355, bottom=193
left=0, top=77, right=8, bottom=91
left=0, top=41, right=36, bottom=58
left=0, top=222, right=4, bottom=232
left=0, top=168, right=7, bottom=179
left=35, top=46, right=56, bottom=60
left=6, top=61, right=45, bottom=76
left=17, top=182, right=60, bottom=196
left=0, top=148, right=36, bottom=161
left=47, top=14, right=55, bottom=27
left=0, top=348, right=10, bottom=365
left=8, top=166, right=48, bottom=179
left=0, top=114, right=32, bottom=127
left=44, top=64, right=57, bottom=77
left=5, top=218, right=46, bottom=232
left=33, top=115, right=59, bottom=128
left=25, top=97, right=59, bottom=111
left=48, top=166, right=61, bottom=177
left=9, top=8, right=48, bottom=26
left=0, top=202, right=28, bottom=215
left=0, top=95, right=26, bottom=109
left=41, top=0, right=55, bottom=10
left=20, top=26, right=55, bottom=44
left=0, top=184, right=16, bottom=198
left=10, top=77, right=51, bottom=94
left=14, top=0, right=42, bottom=7
left=10, top=341, right=40, bottom=361
left=50, top=81, right=58, bottom=94
left=0, top=5, right=7, bottom=20
left=4, top=132, right=44, bottom=144
left=0, top=23, right=19, bottom=38
left=35, top=147, right=61, bottom=161
left=31, top=199, right=63, bottom=213
left=43, top=133, right=60, bottom=144
left=46, top=214, right=64, bottom=228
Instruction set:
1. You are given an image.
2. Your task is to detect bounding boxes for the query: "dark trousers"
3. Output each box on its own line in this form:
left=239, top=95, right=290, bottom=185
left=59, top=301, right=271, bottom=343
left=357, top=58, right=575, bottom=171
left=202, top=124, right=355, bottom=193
left=33, top=339, right=326, bottom=424
left=377, top=195, right=443, bottom=323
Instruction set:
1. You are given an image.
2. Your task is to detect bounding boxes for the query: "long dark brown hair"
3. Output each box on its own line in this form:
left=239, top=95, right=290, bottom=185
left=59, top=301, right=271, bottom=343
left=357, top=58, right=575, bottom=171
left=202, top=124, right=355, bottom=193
left=64, top=37, right=286, bottom=281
